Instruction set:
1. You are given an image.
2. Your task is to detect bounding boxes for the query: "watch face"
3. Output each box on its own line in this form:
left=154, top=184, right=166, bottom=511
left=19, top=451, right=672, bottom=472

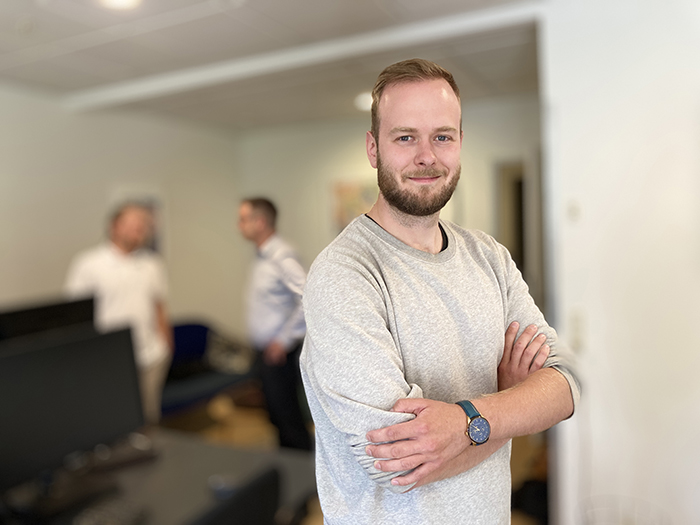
left=468, top=416, right=491, bottom=445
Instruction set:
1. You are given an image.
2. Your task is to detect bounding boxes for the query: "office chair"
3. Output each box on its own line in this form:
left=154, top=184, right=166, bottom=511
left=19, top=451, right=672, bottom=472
left=169, top=323, right=211, bottom=379
left=192, top=467, right=280, bottom=525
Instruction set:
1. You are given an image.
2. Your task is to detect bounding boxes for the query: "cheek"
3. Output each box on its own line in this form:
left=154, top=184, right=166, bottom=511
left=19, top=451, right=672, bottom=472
left=382, top=149, right=413, bottom=169
left=437, top=146, right=460, bottom=161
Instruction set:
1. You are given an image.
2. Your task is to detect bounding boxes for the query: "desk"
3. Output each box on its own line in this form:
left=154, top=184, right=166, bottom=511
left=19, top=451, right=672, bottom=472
left=49, top=429, right=316, bottom=525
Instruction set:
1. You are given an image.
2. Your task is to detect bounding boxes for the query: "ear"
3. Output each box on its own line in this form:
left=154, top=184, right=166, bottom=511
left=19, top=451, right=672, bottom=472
left=366, top=131, right=378, bottom=169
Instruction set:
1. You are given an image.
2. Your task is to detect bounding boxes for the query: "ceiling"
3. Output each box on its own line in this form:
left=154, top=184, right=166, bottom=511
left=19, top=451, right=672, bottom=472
left=0, top=0, right=540, bottom=131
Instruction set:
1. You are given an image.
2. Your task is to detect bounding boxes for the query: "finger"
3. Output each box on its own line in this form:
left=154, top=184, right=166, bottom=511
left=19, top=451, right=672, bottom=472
left=502, top=321, right=519, bottom=364
left=390, top=462, right=438, bottom=487
left=512, top=324, right=538, bottom=365
left=391, top=397, right=426, bottom=415
left=366, top=438, right=421, bottom=459
left=372, top=454, right=424, bottom=473
left=529, top=344, right=550, bottom=372
left=521, top=333, right=547, bottom=368
left=366, top=419, right=418, bottom=444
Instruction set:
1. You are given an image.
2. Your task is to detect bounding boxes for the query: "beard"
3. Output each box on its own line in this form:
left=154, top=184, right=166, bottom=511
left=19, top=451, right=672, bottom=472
left=377, top=154, right=461, bottom=217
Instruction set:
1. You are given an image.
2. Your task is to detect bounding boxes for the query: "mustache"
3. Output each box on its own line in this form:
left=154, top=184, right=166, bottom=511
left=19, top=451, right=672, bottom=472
left=402, top=167, right=447, bottom=179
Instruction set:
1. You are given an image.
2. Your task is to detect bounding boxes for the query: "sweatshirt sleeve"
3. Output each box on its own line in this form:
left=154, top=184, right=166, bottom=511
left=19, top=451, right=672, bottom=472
left=301, top=255, right=422, bottom=493
left=488, top=235, right=582, bottom=411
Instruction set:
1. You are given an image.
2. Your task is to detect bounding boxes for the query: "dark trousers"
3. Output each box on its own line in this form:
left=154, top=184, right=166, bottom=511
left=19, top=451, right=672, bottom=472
left=258, top=342, right=313, bottom=451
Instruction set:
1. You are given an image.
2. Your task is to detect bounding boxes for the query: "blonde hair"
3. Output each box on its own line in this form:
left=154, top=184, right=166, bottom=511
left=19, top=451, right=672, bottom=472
left=370, top=58, right=461, bottom=139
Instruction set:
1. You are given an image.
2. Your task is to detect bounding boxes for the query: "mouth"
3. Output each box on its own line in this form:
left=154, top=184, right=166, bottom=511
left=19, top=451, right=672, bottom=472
left=407, top=176, right=441, bottom=184
left=404, top=166, right=446, bottom=184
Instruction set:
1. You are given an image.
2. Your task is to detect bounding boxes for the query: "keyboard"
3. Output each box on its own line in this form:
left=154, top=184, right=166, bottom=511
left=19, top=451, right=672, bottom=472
left=71, top=497, right=146, bottom=525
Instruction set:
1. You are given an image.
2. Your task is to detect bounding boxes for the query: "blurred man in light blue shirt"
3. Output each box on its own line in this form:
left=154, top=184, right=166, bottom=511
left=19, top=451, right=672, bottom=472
left=238, top=197, right=312, bottom=450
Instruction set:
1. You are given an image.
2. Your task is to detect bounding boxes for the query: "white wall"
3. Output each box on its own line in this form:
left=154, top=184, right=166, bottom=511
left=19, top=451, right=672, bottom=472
left=461, top=93, right=541, bottom=235
left=0, top=84, right=247, bottom=336
left=541, top=0, right=700, bottom=523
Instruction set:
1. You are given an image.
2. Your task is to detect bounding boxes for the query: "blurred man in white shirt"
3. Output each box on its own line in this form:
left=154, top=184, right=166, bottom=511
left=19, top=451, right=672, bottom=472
left=65, top=203, right=172, bottom=425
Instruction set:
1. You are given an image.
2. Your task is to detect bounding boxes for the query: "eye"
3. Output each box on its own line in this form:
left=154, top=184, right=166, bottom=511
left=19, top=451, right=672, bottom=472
left=397, top=135, right=412, bottom=142
left=435, top=135, right=452, bottom=142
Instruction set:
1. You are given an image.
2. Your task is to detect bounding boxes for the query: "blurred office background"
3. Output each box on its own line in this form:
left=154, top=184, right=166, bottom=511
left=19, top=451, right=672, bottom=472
left=1, top=0, right=699, bottom=523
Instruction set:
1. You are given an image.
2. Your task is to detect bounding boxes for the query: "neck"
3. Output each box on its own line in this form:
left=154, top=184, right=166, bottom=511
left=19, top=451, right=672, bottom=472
left=111, top=239, right=136, bottom=255
left=367, top=195, right=443, bottom=254
left=255, top=230, right=275, bottom=248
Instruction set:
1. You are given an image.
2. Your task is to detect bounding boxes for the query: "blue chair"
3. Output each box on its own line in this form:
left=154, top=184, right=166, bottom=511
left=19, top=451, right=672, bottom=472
left=161, top=322, right=255, bottom=416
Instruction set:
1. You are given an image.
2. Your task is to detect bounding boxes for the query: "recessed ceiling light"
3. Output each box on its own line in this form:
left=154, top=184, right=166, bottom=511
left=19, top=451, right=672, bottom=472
left=354, top=92, right=372, bottom=112
left=99, top=0, right=142, bottom=10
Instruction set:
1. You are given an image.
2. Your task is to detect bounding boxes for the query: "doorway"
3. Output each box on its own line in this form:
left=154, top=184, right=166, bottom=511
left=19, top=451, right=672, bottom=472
left=496, top=159, right=548, bottom=525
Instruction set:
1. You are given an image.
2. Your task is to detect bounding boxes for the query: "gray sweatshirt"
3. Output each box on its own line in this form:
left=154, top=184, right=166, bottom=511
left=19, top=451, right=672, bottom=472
left=300, top=215, right=580, bottom=525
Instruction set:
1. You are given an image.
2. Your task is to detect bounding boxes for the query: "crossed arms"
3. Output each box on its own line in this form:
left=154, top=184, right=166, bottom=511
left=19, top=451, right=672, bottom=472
left=364, top=321, right=575, bottom=489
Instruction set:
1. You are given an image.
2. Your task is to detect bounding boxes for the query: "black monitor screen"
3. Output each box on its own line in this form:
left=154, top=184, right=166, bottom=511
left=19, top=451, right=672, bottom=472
left=0, top=297, right=94, bottom=342
left=0, top=327, right=143, bottom=492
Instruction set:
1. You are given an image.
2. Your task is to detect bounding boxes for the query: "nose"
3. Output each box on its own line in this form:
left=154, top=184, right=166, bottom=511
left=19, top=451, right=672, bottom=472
left=414, top=141, right=437, bottom=168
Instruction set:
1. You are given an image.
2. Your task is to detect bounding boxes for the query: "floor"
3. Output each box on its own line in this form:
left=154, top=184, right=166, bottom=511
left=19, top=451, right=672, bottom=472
left=160, top=383, right=324, bottom=525
left=160, top=383, right=543, bottom=525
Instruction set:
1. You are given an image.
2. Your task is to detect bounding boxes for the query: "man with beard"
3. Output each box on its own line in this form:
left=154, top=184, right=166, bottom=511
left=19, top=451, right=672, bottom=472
left=299, top=59, right=579, bottom=524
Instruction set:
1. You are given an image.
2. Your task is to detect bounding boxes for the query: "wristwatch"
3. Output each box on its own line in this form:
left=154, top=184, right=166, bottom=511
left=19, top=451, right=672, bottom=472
left=456, top=400, right=491, bottom=446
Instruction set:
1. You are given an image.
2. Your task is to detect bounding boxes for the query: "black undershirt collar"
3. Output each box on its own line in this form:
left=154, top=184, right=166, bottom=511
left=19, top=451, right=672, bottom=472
left=364, top=214, right=449, bottom=252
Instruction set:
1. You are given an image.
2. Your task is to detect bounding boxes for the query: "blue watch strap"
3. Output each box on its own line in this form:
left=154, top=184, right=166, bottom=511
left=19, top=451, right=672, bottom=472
left=456, top=400, right=480, bottom=419
left=457, top=400, right=490, bottom=446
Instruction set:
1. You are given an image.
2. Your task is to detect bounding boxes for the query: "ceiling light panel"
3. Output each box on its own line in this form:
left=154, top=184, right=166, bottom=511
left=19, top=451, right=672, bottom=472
left=99, top=0, right=143, bottom=10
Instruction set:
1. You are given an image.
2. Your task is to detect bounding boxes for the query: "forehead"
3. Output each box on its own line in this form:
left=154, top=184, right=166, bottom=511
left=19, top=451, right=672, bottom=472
left=377, top=79, right=461, bottom=133
left=116, top=206, right=150, bottom=224
left=239, top=202, right=255, bottom=216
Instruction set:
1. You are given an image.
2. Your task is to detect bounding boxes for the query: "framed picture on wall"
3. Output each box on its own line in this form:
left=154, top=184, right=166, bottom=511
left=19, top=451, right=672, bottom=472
left=334, top=182, right=377, bottom=233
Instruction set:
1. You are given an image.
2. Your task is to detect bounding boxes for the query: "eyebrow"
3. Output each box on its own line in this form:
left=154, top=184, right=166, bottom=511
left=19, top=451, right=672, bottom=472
left=389, top=127, right=417, bottom=134
left=389, top=126, right=459, bottom=134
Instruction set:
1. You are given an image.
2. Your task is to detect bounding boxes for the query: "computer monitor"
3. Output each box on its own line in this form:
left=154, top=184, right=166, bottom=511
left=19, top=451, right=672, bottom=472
left=0, top=327, right=143, bottom=493
left=0, top=297, right=94, bottom=342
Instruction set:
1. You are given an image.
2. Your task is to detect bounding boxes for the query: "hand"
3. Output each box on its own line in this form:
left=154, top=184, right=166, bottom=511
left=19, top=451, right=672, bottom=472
left=364, top=398, right=469, bottom=488
left=498, top=322, right=549, bottom=391
left=402, top=438, right=509, bottom=489
left=264, top=341, right=287, bottom=366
